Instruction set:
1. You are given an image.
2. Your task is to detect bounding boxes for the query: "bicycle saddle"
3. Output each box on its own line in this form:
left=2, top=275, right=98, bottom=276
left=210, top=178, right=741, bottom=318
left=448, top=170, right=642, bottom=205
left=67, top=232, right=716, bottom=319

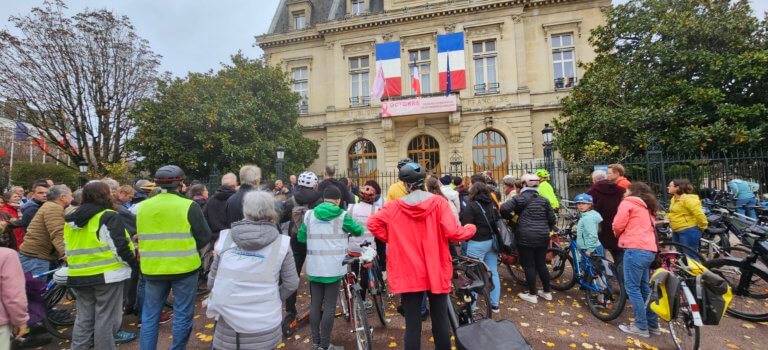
left=459, top=279, right=485, bottom=293
left=342, top=256, right=358, bottom=266
left=705, top=226, right=728, bottom=235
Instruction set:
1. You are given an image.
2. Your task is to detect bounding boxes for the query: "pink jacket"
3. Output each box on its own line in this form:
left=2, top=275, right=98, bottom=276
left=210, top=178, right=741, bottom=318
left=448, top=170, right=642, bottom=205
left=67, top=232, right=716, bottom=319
left=367, top=192, right=476, bottom=294
left=0, top=247, right=29, bottom=327
left=612, top=196, right=657, bottom=252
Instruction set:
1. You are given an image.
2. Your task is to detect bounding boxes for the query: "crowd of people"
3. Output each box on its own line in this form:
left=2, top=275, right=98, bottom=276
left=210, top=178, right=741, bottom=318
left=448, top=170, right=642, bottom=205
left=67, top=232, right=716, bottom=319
left=0, top=158, right=757, bottom=350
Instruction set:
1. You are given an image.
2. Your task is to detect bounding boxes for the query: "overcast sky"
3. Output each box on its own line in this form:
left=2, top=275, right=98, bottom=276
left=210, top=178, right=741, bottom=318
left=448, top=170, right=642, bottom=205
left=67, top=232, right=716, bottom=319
left=1, top=0, right=766, bottom=77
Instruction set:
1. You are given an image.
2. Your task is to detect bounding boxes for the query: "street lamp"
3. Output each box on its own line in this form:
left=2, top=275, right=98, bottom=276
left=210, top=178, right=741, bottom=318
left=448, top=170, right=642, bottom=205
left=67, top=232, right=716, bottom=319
left=542, top=123, right=555, bottom=187
left=78, top=160, right=89, bottom=188
left=276, top=146, right=285, bottom=181
left=449, top=149, right=464, bottom=175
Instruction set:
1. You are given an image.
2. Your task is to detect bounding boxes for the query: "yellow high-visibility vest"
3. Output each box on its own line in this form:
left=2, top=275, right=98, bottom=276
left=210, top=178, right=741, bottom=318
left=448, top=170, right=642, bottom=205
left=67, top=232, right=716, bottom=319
left=63, top=209, right=133, bottom=277
left=137, top=193, right=200, bottom=275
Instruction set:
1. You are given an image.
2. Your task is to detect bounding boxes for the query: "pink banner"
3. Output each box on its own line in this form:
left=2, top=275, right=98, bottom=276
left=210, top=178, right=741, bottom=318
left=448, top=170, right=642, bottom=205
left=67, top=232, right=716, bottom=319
left=381, top=95, right=457, bottom=117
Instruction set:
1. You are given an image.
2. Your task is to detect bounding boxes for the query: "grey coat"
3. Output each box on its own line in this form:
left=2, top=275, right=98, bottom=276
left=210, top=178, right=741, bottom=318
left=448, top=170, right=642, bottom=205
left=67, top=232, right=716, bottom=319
left=208, top=220, right=299, bottom=350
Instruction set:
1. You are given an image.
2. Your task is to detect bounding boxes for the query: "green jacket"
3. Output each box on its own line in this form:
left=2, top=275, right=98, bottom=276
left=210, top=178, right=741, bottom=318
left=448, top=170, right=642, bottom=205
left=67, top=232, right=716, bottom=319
left=538, top=181, right=560, bottom=210
left=298, top=201, right=364, bottom=283
left=576, top=209, right=603, bottom=251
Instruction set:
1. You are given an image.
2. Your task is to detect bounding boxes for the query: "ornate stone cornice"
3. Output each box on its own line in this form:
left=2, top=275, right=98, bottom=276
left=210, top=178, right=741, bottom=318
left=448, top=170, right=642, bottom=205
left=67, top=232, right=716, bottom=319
left=256, top=0, right=594, bottom=49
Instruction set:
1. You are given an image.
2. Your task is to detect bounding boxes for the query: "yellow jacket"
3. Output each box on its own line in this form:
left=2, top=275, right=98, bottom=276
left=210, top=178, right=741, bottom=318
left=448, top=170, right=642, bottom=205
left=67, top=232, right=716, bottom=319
left=386, top=181, right=408, bottom=202
left=668, top=194, right=708, bottom=232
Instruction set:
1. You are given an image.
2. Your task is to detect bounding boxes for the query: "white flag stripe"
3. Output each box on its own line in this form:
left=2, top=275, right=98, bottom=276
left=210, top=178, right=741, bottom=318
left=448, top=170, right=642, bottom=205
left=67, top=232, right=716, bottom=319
left=379, top=59, right=401, bottom=77
left=437, top=51, right=466, bottom=71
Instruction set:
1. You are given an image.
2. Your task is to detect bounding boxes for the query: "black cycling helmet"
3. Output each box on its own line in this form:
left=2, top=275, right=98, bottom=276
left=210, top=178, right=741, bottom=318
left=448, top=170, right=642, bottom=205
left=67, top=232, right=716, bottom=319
left=397, top=157, right=413, bottom=170
left=154, top=165, right=185, bottom=188
left=398, top=162, right=426, bottom=188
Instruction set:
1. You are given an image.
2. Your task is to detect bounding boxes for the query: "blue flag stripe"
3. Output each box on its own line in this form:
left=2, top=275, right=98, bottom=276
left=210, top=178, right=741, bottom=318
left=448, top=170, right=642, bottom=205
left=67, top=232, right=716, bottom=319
left=437, top=32, right=464, bottom=53
left=375, top=41, right=400, bottom=61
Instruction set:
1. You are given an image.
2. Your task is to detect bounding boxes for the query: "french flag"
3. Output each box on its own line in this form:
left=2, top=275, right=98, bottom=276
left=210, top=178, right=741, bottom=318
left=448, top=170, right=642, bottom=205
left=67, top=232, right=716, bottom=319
left=438, top=32, right=466, bottom=91
left=374, top=41, right=402, bottom=98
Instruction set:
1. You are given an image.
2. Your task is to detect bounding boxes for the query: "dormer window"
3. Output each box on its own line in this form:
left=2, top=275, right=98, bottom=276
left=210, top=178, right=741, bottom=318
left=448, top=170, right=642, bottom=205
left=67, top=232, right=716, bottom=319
left=352, top=0, right=366, bottom=16
left=293, top=11, right=306, bottom=30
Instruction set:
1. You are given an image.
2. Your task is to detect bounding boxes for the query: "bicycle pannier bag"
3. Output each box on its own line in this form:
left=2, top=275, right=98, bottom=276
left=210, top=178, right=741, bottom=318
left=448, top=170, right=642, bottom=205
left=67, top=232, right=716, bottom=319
left=455, top=319, right=532, bottom=350
left=695, top=270, right=732, bottom=325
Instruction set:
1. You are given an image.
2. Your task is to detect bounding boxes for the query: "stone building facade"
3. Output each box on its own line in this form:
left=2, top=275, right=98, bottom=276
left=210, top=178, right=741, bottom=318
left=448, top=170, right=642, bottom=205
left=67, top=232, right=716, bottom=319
left=257, top=0, right=609, bottom=182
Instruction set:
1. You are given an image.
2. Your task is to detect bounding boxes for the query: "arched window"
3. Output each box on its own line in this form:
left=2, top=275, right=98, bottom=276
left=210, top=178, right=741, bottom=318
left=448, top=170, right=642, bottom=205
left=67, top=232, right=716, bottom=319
left=472, top=129, right=508, bottom=180
left=348, top=139, right=377, bottom=186
left=407, top=135, right=440, bottom=173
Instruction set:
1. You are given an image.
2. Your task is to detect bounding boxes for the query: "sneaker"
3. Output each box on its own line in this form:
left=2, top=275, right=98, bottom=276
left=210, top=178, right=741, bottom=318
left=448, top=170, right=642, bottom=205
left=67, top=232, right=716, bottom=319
left=364, top=300, right=373, bottom=310
left=159, top=311, right=172, bottom=324
left=517, top=292, right=538, bottom=304
left=619, top=323, right=650, bottom=338
left=114, top=331, right=137, bottom=344
left=537, top=291, right=553, bottom=301
left=491, top=305, right=500, bottom=313
left=649, top=327, right=661, bottom=336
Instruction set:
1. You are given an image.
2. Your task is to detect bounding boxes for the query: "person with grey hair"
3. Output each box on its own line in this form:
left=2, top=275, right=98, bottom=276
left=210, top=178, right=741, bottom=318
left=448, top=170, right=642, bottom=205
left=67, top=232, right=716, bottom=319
left=207, top=191, right=298, bottom=350
left=225, top=165, right=262, bottom=227
left=18, top=184, right=73, bottom=279
left=587, top=169, right=626, bottom=267
left=220, top=172, right=237, bottom=188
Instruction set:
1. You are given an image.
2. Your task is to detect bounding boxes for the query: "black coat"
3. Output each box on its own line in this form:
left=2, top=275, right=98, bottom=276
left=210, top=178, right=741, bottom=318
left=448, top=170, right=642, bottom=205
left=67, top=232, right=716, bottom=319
left=587, top=180, right=626, bottom=251
left=316, top=178, right=354, bottom=209
left=500, top=188, right=556, bottom=248
left=203, top=185, right=236, bottom=238
left=460, top=193, right=498, bottom=242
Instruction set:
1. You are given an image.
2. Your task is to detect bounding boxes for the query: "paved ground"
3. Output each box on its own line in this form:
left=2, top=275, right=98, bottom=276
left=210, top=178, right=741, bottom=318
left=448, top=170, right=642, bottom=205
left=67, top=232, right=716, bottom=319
left=35, top=265, right=768, bottom=350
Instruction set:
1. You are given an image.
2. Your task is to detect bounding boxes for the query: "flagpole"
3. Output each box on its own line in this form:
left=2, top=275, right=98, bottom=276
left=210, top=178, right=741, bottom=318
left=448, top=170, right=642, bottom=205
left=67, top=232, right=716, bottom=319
left=8, top=132, right=15, bottom=188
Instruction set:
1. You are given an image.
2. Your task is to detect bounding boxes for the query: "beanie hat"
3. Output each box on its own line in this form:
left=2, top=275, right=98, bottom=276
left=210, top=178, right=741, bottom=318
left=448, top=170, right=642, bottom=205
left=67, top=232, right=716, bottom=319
left=440, top=174, right=453, bottom=186
left=323, top=186, right=342, bottom=200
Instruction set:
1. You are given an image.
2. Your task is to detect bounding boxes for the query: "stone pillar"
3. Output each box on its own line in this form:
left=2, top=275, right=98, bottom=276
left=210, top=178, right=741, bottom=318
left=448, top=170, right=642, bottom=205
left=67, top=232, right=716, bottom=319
left=512, top=15, right=528, bottom=91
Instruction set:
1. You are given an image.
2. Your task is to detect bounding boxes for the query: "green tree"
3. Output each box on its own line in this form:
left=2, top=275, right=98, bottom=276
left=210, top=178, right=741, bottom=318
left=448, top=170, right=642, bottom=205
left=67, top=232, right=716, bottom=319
left=129, top=53, right=319, bottom=179
left=555, top=0, right=768, bottom=161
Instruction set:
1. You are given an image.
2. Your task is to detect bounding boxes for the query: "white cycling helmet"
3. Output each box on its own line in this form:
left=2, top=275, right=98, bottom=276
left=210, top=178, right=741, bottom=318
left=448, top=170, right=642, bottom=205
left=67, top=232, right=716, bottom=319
left=297, top=171, right=318, bottom=188
left=521, top=173, right=541, bottom=186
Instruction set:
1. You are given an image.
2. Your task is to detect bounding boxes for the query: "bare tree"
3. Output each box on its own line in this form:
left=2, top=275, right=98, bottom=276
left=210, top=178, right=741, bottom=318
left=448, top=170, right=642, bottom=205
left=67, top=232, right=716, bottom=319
left=0, top=0, right=160, bottom=172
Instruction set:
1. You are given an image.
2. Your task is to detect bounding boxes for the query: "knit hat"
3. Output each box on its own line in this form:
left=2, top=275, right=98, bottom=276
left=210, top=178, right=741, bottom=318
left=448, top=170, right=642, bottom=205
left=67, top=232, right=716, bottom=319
left=440, top=174, right=453, bottom=186
left=323, top=186, right=342, bottom=200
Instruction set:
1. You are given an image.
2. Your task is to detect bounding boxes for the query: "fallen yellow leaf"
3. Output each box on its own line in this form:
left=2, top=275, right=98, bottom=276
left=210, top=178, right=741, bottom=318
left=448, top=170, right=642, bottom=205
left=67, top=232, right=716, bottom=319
left=276, top=343, right=285, bottom=349
left=569, top=344, right=577, bottom=348
left=205, top=323, right=214, bottom=329
left=581, top=343, right=594, bottom=349
left=559, top=330, right=567, bottom=335
left=580, top=332, right=589, bottom=337
left=725, top=344, right=740, bottom=349
left=577, top=314, right=584, bottom=319
left=389, top=342, right=397, bottom=348
left=429, top=336, right=434, bottom=342
left=520, top=322, right=530, bottom=327
left=742, top=323, right=756, bottom=329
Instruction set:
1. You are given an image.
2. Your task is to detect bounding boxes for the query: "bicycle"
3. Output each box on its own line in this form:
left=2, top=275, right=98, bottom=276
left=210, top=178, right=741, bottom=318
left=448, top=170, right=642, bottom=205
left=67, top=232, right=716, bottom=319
left=33, top=267, right=76, bottom=340
left=544, top=210, right=626, bottom=321
left=704, top=224, right=768, bottom=322
left=338, top=245, right=377, bottom=350
left=650, top=250, right=705, bottom=350
left=447, top=255, right=493, bottom=334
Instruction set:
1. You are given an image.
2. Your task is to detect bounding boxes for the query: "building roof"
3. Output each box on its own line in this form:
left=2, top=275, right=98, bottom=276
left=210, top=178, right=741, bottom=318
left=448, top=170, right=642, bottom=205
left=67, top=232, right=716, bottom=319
left=267, top=0, right=385, bottom=35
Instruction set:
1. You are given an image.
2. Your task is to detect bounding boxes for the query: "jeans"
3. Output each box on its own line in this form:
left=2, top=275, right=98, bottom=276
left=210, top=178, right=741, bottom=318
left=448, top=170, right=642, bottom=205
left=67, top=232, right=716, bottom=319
left=402, top=292, right=451, bottom=350
left=466, top=239, right=500, bottom=307
left=18, top=254, right=52, bottom=280
left=140, top=273, right=198, bottom=350
left=672, top=227, right=702, bottom=261
left=623, top=249, right=659, bottom=331
left=578, top=245, right=605, bottom=272
left=736, top=197, right=757, bottom=219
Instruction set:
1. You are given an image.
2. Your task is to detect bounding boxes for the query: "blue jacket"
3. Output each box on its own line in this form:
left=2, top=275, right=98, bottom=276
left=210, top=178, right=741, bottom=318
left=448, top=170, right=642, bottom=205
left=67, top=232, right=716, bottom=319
left=728, top=179, right=756, bottom=200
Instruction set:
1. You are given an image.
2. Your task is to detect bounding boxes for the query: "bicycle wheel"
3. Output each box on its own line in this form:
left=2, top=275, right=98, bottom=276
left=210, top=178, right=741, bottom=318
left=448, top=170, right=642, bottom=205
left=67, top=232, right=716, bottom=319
left=548, top=249, right=576, bottom=291
left=705, top=258, right=768, bottom=322
left=43, top=285, right=75, bottom=340
left=669, top=285, right=700, bottom=350
left=352, top=290, right=373, bottom=350
left=503, top=262, right=527, bottom=285
left=368, top=268, right=388, bottom=326
left=466, top=264, right=493, bottom=321
left=585, top=259, right=626, bottom=322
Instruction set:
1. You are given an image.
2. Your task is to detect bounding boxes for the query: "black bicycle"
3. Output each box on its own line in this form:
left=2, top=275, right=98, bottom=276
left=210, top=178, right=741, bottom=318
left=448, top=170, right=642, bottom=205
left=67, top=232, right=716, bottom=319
left=448, top=255, right=493, bottom=334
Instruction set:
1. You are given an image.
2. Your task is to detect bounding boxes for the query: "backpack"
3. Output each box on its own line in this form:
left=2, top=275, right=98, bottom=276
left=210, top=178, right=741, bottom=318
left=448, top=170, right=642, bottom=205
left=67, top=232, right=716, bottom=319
left=289, top=197, right=309, bottom=239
